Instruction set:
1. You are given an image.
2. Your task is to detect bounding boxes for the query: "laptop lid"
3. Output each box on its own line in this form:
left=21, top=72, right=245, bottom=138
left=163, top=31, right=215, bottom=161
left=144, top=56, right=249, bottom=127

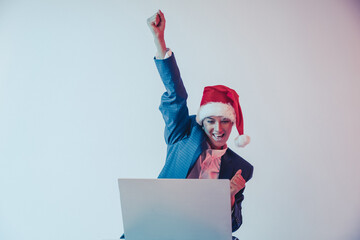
left=118, top=178, right=232, bottom=240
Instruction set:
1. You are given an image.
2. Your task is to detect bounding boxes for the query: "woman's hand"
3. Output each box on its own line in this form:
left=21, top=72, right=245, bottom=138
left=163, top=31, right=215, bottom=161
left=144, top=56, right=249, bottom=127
left=230, top=169, right=246, bottom=207
left=147, top=10, right=165, bottom=38
left=147, top=10, right=167, bottom=59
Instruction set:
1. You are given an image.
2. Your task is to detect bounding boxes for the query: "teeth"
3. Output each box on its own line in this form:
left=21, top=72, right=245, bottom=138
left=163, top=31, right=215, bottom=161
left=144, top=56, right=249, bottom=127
left=213, top=134, right=224, bottom=140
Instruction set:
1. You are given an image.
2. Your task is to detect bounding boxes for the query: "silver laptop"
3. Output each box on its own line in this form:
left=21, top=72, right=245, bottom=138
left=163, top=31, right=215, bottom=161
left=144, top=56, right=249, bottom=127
left=118, top=179, right=232, bottom=240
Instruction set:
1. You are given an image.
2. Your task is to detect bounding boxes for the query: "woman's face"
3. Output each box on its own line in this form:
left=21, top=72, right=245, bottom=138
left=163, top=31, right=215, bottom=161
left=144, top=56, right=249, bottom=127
left=202, top=116, right=234, bottom=149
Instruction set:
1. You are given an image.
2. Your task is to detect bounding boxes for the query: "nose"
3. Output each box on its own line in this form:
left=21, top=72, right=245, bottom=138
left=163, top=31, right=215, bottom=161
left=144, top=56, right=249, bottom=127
left=214, top=121, right=223, bottom=133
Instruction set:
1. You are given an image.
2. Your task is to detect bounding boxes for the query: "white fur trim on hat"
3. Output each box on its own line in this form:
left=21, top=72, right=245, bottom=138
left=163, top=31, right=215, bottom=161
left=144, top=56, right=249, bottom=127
left=235, top=134, right=251, bottom=148
left=196, top=102, right=236, bottom=125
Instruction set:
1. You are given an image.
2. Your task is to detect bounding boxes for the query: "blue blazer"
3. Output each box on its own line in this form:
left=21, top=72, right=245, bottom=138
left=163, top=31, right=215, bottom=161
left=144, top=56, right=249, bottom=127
left=155, top=53, right=254, bottom=232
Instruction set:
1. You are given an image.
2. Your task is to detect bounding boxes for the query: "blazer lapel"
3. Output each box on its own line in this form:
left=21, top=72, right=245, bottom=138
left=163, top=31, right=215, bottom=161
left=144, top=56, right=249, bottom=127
left=219, top=151, right=234, bottom=179
left=187, top=126, right=208, bottom=173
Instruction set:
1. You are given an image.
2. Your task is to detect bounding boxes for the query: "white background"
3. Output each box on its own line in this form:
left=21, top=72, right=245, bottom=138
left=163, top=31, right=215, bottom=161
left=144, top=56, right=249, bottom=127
left=1, top=1, right=360, bottom=240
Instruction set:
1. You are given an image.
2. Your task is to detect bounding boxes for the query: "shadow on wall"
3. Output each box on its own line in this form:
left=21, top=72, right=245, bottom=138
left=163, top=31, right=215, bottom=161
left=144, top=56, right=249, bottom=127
left=352, top=0, right=360, bottom=17
left=352, top=231, right=360, bottom=240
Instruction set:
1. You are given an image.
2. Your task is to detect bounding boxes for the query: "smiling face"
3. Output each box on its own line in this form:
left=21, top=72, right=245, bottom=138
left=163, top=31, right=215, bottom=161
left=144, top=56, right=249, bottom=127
left=202, top=116, right=234, bottom=149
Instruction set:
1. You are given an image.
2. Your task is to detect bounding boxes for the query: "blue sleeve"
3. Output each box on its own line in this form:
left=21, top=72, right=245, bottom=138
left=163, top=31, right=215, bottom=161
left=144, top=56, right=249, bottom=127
left=155, top=53, right=191, bottom=144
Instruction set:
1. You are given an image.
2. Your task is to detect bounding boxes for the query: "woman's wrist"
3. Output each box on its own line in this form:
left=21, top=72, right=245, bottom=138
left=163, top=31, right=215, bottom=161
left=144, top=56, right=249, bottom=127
left=155, top=37, right=167, bottom=59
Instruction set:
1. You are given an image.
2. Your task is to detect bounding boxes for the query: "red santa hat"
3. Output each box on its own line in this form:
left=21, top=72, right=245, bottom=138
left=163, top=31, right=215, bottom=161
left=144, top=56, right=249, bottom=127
left=196, top=85, right=250, bottom=147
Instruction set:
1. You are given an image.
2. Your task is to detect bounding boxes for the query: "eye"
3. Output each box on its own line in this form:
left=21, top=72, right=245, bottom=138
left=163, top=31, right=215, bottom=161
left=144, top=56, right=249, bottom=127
left=206, top=120, right=215, bottom=124
left=221, top=119, right=231, bottom=124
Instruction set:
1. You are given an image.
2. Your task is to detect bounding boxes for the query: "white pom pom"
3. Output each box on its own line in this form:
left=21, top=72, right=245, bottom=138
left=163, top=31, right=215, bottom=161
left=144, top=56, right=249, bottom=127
left=234, top=135, right=251, bottom=147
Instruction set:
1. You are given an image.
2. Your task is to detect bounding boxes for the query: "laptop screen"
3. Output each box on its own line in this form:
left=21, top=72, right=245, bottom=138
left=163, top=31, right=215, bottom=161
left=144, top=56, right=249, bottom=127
left=118, top=179, right=232, bottom=240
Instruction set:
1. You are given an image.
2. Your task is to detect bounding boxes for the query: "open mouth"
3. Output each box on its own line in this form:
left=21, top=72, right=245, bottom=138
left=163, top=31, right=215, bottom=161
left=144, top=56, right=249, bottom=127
left=212, top=133, right=225, bottom=141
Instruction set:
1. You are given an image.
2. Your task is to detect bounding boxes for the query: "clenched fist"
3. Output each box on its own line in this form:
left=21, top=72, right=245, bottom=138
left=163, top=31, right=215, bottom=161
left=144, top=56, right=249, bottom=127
left=147, top=10, right=166, bottom=38
left=230, top=169, right=246, bottom=207
left=147, top=10, right=167, bottom=59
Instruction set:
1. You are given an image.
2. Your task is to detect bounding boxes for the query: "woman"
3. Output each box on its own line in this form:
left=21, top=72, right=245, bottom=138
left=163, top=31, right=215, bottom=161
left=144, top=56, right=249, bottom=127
left=147, top=10, right=254, bottom=239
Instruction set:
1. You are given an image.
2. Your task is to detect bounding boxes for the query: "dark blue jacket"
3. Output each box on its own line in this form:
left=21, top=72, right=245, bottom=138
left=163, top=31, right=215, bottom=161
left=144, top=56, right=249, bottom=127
left=155, top=53, right=254, bottom=232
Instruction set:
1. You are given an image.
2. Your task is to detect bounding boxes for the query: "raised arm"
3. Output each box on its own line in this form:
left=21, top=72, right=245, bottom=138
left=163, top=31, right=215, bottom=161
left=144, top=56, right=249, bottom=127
left=147, top=10, right=167, bottom=59
left=147, top=11, right=191, bottom=144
